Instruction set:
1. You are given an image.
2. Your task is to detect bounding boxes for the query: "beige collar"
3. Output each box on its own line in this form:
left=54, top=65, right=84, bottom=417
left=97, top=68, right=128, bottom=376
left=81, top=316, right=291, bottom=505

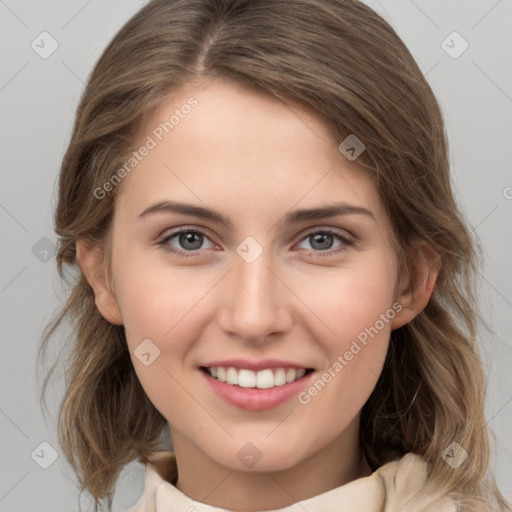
left=126, top=451, right=456, bottom=512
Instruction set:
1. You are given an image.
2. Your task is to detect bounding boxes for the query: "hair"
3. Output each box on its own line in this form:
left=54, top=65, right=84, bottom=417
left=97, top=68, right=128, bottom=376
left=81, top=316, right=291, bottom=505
left=36, top=0, right=511, bottom=511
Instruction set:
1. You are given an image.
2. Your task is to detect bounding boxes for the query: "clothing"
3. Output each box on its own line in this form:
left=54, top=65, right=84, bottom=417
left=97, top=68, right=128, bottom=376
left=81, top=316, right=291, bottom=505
left=125, top=450, right=457, bottom=512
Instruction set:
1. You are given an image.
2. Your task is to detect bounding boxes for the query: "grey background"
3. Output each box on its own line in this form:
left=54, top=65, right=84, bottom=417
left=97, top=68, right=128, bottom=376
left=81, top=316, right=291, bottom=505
left=0, top=1, right=511, bottom=510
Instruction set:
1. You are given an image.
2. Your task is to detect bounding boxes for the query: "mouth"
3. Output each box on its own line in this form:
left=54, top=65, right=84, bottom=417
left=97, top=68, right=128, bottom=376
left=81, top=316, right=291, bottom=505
left=199, top=366, right=315, bottom=389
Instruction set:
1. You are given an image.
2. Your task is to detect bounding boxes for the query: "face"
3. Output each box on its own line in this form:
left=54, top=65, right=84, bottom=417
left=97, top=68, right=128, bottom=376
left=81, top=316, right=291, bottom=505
left=93, top=78, right=410, bottom=473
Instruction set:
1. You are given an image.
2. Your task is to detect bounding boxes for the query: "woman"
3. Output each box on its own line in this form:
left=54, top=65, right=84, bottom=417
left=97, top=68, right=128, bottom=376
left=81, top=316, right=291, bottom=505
left=37, top=1, right=511, bottom=510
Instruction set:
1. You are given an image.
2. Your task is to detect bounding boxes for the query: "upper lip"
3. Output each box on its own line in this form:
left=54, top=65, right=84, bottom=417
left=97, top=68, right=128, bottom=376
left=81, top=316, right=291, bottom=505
left=200, top=358, right=314, bottom=371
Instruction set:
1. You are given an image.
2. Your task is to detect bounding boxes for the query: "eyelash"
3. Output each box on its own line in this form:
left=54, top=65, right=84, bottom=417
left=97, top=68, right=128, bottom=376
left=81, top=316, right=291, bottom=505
left=156, top=227, right=355, bottom=259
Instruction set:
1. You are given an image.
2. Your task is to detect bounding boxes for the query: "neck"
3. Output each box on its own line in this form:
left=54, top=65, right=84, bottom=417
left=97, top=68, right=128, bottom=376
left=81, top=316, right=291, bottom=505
left=171, top=416, right=371, bottom=511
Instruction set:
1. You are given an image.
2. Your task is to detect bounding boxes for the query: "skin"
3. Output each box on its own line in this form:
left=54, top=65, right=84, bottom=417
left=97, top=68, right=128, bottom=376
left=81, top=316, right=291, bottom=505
left=77, top=78, right=439, bottom=511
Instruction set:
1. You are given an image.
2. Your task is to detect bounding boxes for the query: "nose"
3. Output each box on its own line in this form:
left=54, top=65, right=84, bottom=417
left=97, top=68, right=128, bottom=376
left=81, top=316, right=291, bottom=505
left=216, top=248, right=293, bottom=344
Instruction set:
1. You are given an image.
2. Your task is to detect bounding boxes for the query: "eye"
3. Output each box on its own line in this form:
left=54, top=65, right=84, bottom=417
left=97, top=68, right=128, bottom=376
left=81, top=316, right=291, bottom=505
left=295, top=229, right=355, bottom=257
left=156, top=226, right=355, bottom=259
left=157, top=228, right=216, bottom=257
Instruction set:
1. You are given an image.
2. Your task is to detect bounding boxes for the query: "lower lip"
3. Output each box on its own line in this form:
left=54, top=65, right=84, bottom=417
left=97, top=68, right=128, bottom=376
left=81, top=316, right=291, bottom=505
left=199, top=368, right=315, bottom=411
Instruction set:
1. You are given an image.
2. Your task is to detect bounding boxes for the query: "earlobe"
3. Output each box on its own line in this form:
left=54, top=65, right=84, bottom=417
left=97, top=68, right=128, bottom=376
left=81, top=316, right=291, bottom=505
left=391, top=240, right=440, bottom=330
left=76, top=238, right=124, bottom=326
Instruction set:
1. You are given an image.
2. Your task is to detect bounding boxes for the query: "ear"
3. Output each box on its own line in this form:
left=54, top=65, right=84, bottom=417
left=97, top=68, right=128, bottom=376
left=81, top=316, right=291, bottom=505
left=76, top=237, right=123, bottom=325
left=391, top=239, right=440, bottom=330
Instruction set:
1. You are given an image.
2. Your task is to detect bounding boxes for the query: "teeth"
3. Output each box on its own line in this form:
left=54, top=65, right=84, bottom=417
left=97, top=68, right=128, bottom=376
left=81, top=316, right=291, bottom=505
left=206, top=366, right=310, bottom=388
left=274, top=368, right=287, bottom=386
left=239, top=369, right=256, bottom=388
left=226, top=367, right=239, bottom=385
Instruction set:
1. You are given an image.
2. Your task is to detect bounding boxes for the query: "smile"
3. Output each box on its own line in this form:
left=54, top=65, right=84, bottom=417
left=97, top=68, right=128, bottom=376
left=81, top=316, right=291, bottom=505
left=200, top=366, right=314, bottom=389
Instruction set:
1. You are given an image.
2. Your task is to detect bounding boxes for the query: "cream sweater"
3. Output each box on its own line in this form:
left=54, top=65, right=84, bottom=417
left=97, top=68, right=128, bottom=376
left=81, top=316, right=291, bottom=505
left=125, top=450, right=457, bottom=512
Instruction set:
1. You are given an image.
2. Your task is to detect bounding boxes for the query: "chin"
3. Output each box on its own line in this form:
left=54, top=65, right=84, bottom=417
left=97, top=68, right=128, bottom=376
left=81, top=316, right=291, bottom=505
left=210, top=443, right=307, bottom=473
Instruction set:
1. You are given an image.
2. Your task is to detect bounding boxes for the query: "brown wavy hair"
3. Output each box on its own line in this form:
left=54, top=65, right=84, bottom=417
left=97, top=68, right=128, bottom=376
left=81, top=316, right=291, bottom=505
left=36, top=0, right=511, bottom=510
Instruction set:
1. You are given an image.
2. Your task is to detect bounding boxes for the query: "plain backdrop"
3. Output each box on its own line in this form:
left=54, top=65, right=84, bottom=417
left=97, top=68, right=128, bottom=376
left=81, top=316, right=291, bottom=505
left=0, top=1, right=511, bottom=510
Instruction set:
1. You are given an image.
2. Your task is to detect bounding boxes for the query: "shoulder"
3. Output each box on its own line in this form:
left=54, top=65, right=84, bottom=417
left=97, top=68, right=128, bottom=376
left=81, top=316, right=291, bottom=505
left=374, top=452, right=457, bottom=512
left=121, top=451, right=178, bottom=512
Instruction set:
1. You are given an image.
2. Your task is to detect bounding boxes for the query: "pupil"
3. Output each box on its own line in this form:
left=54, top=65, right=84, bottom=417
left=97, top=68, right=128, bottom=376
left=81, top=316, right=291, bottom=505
left=180, top=232, right=202, bottom=250
left=311, top=233, right=333, bottom=251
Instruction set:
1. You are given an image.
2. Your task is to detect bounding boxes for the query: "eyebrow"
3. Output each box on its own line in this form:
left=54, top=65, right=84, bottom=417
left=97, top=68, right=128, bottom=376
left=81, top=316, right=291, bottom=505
left=137, top=200, right=376, bottom=228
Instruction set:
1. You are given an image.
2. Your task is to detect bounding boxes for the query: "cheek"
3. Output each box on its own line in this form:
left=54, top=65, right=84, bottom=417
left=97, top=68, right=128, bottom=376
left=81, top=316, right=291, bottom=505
left=297, top=257, right=396, bottom=398
left=303, top=257, right=397, bottom=343
left=113, top=255, right=211, bottom=415
left=113, top=248, right=215, bottom=344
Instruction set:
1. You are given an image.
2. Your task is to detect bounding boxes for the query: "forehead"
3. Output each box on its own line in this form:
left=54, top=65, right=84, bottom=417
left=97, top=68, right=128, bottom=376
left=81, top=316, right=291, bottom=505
left=116, top=78, right=386, bottom=228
